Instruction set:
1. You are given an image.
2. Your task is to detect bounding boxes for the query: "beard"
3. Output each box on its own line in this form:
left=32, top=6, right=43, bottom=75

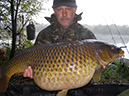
left=59, top=16, right=74, bottom=27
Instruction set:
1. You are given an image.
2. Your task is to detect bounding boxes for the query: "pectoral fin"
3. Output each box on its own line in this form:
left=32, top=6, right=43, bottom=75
left=56, top=89, right=68, bottom=96
left=93, top=65, right=103, bottom=82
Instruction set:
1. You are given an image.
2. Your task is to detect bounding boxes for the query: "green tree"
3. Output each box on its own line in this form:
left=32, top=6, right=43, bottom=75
left=0, top=0, right=46, bottom=59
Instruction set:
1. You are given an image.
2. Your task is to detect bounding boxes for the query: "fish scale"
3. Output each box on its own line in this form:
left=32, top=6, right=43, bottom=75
left=31, top=42, right=97, bottom=91
left=0, top=39, right=124, bottom=96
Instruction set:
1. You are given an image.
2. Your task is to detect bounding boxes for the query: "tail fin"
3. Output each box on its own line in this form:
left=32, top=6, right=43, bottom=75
left=0, top=67, right=10, bottom=93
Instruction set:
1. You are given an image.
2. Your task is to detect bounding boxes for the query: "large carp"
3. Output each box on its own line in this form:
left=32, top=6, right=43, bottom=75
left=0, top=39, right=124, bottom=96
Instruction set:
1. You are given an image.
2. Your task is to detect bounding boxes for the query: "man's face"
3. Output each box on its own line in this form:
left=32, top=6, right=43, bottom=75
left=53, top=6, right=77, bottom=28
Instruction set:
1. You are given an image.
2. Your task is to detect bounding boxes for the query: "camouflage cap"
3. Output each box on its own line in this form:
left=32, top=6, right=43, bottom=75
left=52, top=0, right=77, bottom=8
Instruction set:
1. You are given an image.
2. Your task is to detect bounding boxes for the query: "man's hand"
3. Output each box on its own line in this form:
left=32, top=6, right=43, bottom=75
left=23, top=66, right=33, bottom=79
left=102, top=65, right=106, bottom=71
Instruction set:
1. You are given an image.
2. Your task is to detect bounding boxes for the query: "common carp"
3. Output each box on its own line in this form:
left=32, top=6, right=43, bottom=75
left=0, top=39, right=124, bottom=96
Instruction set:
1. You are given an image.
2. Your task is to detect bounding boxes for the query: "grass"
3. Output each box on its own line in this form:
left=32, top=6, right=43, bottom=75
left=98, top=59, right=129, bottom=84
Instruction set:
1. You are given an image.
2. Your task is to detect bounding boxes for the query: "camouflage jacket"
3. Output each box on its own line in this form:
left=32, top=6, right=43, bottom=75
left=35, top=13, right=96, bottom=45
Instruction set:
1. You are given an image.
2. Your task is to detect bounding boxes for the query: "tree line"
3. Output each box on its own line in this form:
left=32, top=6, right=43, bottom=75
left=84, top=24, right=129, bottom=35
left=36, top=23, right=129, bottom=36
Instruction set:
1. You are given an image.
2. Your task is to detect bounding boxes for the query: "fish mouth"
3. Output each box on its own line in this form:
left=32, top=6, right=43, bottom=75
left=119, top=50, right=124, bottom=57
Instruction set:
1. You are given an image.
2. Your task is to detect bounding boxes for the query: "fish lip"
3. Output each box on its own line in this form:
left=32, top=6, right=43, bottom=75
left=119, top=50, right=124, bottom=57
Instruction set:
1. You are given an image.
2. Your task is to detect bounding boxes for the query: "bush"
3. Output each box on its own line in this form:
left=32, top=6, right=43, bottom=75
left=0, top=48, right=9, bottom=65
left=99, top=59, right=129, bottom=84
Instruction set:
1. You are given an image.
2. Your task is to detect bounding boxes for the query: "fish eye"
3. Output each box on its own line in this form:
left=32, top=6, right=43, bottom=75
left=111, top=45, right=117, bottom=50
left=111, top=46, right=115, bottom=50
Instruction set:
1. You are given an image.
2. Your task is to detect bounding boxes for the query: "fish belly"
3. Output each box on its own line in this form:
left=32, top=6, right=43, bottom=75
left=33, top=66, right=95, bottom=91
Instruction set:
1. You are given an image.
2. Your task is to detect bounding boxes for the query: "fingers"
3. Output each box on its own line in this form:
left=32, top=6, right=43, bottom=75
left=28, top=66, right=33, bottom=79
left=23, top=69, right=28, bottom=77
left=23, top=66, right=33, bottom=79
left=102, top=65, right=106, bottom=71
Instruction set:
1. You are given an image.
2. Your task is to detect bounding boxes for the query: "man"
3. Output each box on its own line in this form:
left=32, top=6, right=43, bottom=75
left=23, top=0, right=96, bottom=78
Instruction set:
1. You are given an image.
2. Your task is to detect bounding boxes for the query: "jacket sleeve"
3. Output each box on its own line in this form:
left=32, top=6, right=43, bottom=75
left=75, top=24, right=97, bottom=40
left=83, top=28, right=96, bottom=39
left=34, top=27, right=52, bottom=45
left=34, top=30, right=44, bottom=45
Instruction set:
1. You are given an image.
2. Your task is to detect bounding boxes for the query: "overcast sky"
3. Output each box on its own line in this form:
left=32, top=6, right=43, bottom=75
left=34, top=0, right=129, bottom=25
left=77, top=0, right=129, bottom=25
